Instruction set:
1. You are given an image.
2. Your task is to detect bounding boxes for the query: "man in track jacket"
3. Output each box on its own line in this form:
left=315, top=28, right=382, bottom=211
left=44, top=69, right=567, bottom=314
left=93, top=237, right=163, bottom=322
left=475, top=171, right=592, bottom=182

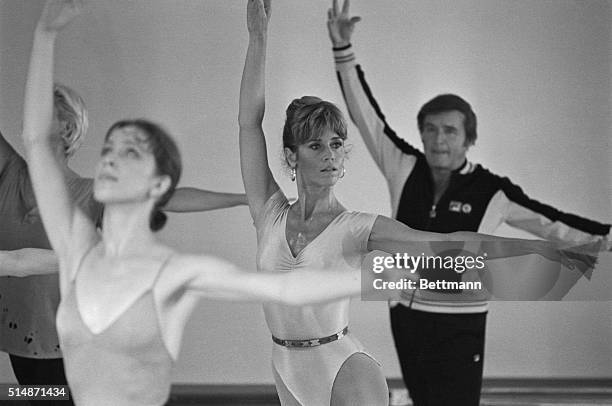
left=327, top=1, right=610, bottom=405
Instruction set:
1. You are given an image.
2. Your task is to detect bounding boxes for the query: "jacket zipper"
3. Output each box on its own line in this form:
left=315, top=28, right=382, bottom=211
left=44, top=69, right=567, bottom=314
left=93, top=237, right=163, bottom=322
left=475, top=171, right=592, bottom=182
left=429, top=204, right=437, bottom=219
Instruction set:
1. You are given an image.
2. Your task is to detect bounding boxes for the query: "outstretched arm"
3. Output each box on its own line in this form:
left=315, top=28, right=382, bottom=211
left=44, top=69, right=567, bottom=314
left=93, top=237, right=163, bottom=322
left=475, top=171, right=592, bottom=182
left=494, top=177, right=611, bottom=249
left=238, top=0, right=279, bottom=221
left=0, top=249, right=58, bottom=277
left=21, top=0, right=97, bottom=283
left=170, top=255, right=362, bottom=306
left=163, top=188, right=247, bottom=212
left=368, top=215, right=597, bottom=270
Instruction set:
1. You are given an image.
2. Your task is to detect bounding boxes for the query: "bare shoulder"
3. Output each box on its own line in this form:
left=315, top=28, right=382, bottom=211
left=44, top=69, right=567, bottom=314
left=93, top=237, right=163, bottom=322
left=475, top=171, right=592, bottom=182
left=149, top=250, right=197, bottom=297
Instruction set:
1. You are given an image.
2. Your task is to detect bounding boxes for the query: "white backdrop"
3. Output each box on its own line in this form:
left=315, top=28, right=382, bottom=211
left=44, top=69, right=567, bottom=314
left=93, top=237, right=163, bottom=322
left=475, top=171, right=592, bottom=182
left=0, top=0, right=610, bottom=383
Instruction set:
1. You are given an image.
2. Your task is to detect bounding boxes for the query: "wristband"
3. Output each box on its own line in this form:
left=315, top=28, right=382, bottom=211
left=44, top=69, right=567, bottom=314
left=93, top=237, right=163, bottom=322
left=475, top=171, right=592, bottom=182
left=332, top=43, right=352, bottom=51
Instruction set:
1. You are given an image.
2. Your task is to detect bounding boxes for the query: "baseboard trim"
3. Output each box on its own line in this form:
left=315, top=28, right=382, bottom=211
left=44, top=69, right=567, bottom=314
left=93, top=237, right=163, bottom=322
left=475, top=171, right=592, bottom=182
left=167, top=378, right=612, bottom=404
left=2, top=378, right=607, bottom=404
left=169, top=384, right=276, bottom=403
left=478, top=378, right=612, bottom=395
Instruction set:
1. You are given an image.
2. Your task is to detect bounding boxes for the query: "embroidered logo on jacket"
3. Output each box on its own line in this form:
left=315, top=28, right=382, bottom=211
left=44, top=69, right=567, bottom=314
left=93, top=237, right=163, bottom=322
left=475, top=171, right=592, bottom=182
left=449, top=201, right=472, bottom=214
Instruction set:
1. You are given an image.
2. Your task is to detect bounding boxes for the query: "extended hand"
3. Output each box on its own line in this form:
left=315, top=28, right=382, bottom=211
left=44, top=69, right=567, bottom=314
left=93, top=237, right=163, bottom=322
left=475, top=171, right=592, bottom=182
left=327, top=0, right=361, bottom=48
left=560, top=239, right=610, bottom=254
left=247, top=0, right=271, bottom=37
left=559, top=249, right=599, bottom=276
left=531, top=240, right=598, bottom=272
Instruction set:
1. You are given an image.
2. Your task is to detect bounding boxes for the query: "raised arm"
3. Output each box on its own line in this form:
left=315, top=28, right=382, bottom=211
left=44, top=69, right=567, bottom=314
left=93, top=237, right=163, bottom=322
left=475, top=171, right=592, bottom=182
left=238, top=0, right=280, bottom=221
left=163, top=187, right=247, bottom=212
left=21, top=0, right=97, bottom=272
left=327, top=0, right=421, bottom=198
left=0, top=249, right=58, bottom=277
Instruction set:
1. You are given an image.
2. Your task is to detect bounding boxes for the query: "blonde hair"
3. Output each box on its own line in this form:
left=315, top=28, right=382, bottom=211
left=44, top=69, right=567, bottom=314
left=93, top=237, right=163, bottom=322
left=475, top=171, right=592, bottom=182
left=53, top=83, right=88, bottom=158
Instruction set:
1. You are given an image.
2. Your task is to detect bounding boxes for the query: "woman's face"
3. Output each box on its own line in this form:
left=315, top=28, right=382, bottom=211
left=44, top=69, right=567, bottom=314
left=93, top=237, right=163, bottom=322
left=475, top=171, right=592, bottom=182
left=290, top=129, right=346, bottom=188
left=94, top=126, right=165, bottom=205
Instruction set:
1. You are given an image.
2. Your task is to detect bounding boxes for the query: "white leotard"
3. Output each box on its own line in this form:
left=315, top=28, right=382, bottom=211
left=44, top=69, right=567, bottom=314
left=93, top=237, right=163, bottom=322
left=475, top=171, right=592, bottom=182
left=255, top=190, right=379, bottom=405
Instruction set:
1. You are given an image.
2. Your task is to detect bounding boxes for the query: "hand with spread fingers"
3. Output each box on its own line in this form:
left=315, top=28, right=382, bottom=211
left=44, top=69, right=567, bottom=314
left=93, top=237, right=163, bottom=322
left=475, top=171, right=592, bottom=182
left=327, top=0, right=361, bottom=48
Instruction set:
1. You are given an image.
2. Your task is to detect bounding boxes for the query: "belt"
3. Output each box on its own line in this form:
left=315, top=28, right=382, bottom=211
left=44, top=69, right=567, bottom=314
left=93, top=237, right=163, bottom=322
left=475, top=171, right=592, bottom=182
left=272, top=326, right=349, bottom=348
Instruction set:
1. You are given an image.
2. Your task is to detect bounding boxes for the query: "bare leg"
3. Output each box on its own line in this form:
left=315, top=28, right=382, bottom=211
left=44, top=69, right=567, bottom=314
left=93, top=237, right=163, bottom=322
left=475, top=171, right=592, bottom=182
left=272, top=364, right=302, bottom=406
left=330, top=352, right=389, bottom=406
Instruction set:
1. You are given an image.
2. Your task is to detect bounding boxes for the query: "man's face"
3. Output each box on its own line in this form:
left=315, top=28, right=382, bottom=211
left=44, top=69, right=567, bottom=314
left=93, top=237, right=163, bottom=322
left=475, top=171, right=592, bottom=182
left=420, top=110, right=470, bottom=171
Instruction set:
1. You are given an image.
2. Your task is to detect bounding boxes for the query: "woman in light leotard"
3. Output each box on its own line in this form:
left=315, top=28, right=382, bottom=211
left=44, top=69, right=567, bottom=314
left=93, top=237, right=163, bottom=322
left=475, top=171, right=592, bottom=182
left=20, top=2, right=385, bottom=405
left=0, top=81, right=250, bottom=400
left=238, top=1, right=596, bottom=405
left=0, top=16, right=246, bottom=400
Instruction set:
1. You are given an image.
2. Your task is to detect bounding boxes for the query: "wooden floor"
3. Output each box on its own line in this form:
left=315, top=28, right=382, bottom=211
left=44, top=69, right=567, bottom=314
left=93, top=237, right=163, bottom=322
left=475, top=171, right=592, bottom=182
left=165, top=379, right=612, bottom=406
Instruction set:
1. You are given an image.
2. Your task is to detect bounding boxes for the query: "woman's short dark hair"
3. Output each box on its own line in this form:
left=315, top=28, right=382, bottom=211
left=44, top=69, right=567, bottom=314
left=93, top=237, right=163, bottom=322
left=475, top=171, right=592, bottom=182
left=283, top=96, right=347, bottom=152
left=417, top=94, right=477, bottom=146
left=105, top=119, right=182, bottom=231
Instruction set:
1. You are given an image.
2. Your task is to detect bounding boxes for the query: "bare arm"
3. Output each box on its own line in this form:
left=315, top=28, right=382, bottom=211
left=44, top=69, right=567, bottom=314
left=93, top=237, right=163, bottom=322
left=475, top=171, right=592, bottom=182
left=0, top=249, right=58, bottom=277
left=163, top=188, right=247, bottom=212
left=21, top=1, right=97, bottom=282
left=172, top=255, right=361, bottom=306
left=367, top=215, right=590, bottom=270
left=238, top=0, right=279, bottom=221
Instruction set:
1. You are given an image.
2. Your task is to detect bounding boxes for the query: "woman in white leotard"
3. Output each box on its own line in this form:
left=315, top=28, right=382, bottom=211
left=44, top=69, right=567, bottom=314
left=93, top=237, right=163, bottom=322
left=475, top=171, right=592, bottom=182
left=20, top=2, right=389, bottom=405
left=238, top=1, right=596, bottom=405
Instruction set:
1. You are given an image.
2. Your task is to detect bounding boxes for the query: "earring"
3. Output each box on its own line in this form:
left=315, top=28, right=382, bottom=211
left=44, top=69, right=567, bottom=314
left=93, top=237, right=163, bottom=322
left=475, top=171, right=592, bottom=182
left=291, top=167, right=296, bottom=182
left=339, top=167, right=346, bottom=179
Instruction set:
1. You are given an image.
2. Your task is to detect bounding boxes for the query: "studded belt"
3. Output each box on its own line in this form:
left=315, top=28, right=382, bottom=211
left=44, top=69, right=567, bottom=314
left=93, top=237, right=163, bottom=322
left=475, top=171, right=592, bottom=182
left=272, top=326, right=349, bottom=348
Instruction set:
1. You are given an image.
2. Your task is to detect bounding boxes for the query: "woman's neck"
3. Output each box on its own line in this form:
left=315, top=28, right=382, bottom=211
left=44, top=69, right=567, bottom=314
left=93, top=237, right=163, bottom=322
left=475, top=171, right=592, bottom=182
left=294, top=184, right=341, bottom=221
left=101, top=202, right=157, bottom=257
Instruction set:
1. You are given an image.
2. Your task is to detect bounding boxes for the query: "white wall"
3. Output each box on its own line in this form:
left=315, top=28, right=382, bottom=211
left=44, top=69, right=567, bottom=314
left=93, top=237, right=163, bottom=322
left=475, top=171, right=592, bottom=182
left=0, top=0, right=610, bottom=383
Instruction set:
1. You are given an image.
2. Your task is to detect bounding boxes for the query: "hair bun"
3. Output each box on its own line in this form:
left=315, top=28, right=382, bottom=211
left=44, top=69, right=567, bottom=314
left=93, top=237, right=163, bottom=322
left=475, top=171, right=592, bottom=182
left=286, top=96, right=323, bottom=116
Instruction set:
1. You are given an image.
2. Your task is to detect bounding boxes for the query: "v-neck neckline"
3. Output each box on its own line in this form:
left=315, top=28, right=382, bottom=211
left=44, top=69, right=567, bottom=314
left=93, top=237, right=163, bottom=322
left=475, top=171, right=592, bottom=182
left=70, top=243, right=170, bottom=336
left=283, top=208, right=348, bottom=260
left=72, top=285, right=152, bottom=336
